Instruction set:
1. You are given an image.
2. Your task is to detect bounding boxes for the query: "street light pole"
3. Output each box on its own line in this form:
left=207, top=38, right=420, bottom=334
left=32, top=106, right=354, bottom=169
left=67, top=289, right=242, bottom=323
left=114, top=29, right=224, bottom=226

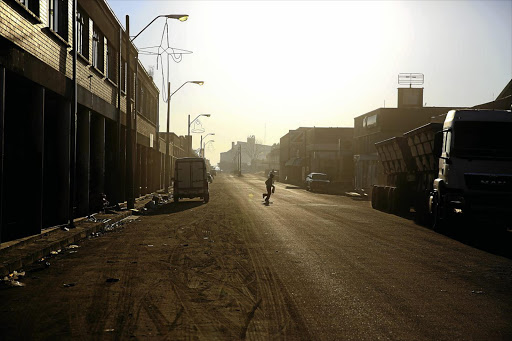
left=187, top=113, right=210, bottom=157
left=201, top=132, right=215, bottom=158
left=126, top=15, right=134, bottom=209
left=164, top=81, right=171, bottom=192
left=125, top=14, right=188, bottom=199
left=165, top=80, right=203, bottom=187
left=203, top=140, right=214, bottom=159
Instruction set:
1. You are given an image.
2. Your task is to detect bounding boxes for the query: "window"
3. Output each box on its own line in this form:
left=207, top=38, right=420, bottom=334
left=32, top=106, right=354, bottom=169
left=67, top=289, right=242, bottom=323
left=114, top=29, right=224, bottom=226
left=76, top=6, right=89, bottom=58
left=48, top=0, right=68, bottom=40
left=139, top=87, right=144, bottom=113
left=92, top=25, right=104, bottom=72
left=121, top=59, right=126, bottom=93
left=18, top=0, right=39, bottom=16
left=443, top=130, right=452, bottom=157
left=106, top=43, right=117, bottom=83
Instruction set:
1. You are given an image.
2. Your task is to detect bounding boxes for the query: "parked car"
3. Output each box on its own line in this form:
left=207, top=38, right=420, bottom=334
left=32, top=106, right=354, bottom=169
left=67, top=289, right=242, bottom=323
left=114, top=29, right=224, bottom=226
left=305, top=173, right=330, bottom=192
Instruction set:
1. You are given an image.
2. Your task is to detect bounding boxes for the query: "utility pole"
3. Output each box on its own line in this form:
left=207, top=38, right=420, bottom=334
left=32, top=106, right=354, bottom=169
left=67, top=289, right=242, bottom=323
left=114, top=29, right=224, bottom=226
left=125, top=15, right=134, bottom=209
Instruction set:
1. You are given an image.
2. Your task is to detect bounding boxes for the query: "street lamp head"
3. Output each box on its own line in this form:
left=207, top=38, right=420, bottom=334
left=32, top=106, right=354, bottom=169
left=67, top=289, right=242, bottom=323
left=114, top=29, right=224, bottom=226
left=203, top=114, right=211, bottom=117
left=165, top=14, right=189, bottom=22
left=191, top=81, right=204, bottom=85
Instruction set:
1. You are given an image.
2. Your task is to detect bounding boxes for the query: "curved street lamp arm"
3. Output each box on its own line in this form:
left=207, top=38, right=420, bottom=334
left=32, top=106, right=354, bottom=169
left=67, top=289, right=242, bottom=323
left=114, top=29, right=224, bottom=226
left=189, top=114, right=204, bottom=127
left=171, top=81, right=191, bottom=97
left=171, top=81, right=204, bottom=97
left=130, top=14, right=188, bottom=42
left=130, top=15, right=163, bottom=42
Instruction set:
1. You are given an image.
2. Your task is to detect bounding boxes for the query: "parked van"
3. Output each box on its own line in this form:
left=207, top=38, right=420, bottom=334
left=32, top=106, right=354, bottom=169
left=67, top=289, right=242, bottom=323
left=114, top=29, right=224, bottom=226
left=173, top=157, right=210, bottom=203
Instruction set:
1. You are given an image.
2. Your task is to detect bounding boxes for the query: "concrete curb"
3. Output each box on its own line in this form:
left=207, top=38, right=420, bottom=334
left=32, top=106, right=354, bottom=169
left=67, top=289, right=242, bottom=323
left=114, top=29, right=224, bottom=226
left=0, top=198, right=153, bottom=277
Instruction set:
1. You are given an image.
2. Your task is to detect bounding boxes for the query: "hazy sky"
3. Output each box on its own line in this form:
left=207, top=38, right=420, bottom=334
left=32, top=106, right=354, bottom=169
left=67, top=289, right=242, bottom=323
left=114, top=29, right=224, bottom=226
left=108, top=0, right=512, bottom=165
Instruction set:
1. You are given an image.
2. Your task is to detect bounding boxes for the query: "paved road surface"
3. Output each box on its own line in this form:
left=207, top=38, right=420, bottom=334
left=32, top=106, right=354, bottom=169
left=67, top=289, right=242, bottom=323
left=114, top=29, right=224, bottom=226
left=1, top=173, right=511, bottom=340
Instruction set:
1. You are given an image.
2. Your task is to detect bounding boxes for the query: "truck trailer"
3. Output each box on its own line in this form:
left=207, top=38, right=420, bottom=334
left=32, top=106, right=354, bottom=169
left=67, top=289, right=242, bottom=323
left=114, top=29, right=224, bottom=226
left=372, top=109, right=512, bottom=229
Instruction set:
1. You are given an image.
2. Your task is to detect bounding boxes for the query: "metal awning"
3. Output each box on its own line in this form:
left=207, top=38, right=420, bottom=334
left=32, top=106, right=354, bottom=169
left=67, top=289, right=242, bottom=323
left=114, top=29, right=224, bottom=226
left=285, top=157, right=303, bottom=167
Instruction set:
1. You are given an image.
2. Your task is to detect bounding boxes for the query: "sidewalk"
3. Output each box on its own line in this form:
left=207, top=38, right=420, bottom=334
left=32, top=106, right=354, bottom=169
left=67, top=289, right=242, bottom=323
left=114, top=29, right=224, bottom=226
left=0, top=195, right=158, bottom=277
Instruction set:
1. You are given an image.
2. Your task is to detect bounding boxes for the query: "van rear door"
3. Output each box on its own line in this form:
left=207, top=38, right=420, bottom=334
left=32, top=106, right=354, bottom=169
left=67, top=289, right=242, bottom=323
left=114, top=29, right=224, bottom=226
left=191, top=160, right=205, bottom=188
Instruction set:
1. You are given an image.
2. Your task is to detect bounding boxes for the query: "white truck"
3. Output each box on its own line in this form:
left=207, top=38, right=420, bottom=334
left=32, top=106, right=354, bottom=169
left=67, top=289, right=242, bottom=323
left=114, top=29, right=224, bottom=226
left=430, top=109, right=512, bottom=229
left=373, top=109, right=512, bottom=229
left=173, top=157, right=210, bottom=203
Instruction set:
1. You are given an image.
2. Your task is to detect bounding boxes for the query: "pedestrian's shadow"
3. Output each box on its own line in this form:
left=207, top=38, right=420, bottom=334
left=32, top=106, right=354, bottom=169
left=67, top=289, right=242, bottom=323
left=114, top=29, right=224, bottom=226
left=262, top=201, right=273, bottom=206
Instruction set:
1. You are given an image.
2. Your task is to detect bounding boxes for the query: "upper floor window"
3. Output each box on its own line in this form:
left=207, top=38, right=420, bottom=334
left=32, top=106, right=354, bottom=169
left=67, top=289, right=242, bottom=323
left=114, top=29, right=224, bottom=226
left=92, top=25, right=104, bottom=72
left=121, top=59, right=126, bottom=93
left=48, top=0, right=68, bottom=40
left=77, top=6, right=89, bottom=58
left=18, top=0, right=39, bottom=16
left=106, top=42, right=117, bottom=83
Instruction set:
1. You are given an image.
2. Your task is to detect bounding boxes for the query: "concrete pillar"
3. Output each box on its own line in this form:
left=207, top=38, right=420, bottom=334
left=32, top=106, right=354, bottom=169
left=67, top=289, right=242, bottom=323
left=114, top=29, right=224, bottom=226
left=54, top=100, right=71, bottom=223
left=90, top=115, right=105, bottom=211
left=120, top=127, right=126, bottom=202
left=0, top=66, right=4, bottom=242
left=29, top=85, right=45, bottom=235
left=76, top=108, right=90, bottom=216
left=141, top=146, right=147, bottom=195
left=134, top=144, right=141, bottom=198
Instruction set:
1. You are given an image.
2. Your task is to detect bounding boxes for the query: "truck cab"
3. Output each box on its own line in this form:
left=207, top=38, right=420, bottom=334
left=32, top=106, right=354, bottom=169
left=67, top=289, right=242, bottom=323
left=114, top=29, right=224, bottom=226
left=431, top=109, right=512, bottom=226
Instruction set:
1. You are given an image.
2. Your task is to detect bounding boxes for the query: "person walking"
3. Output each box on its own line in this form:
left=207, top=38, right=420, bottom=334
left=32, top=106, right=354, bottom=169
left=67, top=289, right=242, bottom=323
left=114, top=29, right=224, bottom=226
left=263, top=172, right=275, bottom=203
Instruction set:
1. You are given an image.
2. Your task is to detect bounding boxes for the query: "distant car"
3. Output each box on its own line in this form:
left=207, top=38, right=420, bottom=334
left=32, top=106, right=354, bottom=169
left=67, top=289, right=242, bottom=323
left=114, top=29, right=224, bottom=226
left=305, top=173, right=330, bottom=192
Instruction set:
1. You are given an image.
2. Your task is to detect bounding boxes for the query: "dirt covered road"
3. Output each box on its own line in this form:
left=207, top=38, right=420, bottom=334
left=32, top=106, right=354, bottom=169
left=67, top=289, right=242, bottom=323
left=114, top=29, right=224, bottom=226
left=1, top=173, right=511, bottom=340
left=0, top=174, right=308, bottom=340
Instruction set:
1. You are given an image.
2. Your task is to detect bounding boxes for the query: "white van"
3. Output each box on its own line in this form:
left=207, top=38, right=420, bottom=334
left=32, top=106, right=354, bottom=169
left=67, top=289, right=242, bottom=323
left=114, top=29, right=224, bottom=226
left=173, top=157, right=210, bottom=203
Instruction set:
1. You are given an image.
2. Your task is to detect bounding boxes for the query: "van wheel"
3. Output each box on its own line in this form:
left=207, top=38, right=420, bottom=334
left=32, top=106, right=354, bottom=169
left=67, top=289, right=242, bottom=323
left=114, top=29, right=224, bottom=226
left=174, top=196, right=179, bottom=203
left=204, top=193, right=210, bottom=203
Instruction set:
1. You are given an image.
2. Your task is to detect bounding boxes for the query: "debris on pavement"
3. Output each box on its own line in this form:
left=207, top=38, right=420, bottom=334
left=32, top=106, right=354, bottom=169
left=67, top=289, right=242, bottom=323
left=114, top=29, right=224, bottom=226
left=1, top=271, right=27, bottom=288
left=105, top=278, right=120, bottom=283
left=63, top=283, right=76, bottom=288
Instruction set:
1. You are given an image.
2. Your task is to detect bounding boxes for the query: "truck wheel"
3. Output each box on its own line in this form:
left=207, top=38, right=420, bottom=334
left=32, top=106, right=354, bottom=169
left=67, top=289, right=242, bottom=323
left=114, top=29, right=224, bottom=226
left=204, top=193, right=209, bottom=203
left=431, top=194, right=444, bottom=231
left=371, top=186, right=378, bottom=209
left=388, top=188, right=396, bottom=214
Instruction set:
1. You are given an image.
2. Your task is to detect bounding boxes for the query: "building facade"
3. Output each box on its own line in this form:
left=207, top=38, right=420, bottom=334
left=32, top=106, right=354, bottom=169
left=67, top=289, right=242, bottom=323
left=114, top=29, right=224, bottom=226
left=280, top=127, right=354, bottom=187
left=219, top=137, right=272, bottom=173
left=0, top=0, right=174, bottom=242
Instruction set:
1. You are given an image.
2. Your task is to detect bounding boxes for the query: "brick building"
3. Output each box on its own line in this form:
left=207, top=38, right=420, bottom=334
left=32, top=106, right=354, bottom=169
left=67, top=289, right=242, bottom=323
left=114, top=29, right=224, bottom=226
left=0, top=0, right=173, bottom=242
left=280, top=127, right=354, bottom=187
left=353, top=87, right=460, bottom=193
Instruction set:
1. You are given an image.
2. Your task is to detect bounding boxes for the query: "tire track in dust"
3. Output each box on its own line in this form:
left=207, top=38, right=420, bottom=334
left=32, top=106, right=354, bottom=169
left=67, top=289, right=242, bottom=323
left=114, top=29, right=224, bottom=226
left=226, top=175, right=313, bottom=340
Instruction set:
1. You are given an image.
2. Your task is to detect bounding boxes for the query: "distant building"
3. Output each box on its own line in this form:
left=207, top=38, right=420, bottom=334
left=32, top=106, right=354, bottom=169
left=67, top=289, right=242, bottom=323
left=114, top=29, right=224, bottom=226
left=280, top=127, right=354, bottom=187
left=353, top=106, right=455, bottom=192
left=219, top=136, right=272, bottom=173
left=265, top=143, right=280, bottom=174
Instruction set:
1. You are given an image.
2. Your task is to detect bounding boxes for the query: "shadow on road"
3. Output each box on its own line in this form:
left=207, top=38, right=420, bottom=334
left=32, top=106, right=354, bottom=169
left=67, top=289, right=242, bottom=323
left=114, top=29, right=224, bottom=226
left=285, top=185, right=302, bottom=190
left=414, top=216, right=512, bottom=260
left=441, top=224, right=512, bottom=260
left=145, top=201, right=204, bottom=216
